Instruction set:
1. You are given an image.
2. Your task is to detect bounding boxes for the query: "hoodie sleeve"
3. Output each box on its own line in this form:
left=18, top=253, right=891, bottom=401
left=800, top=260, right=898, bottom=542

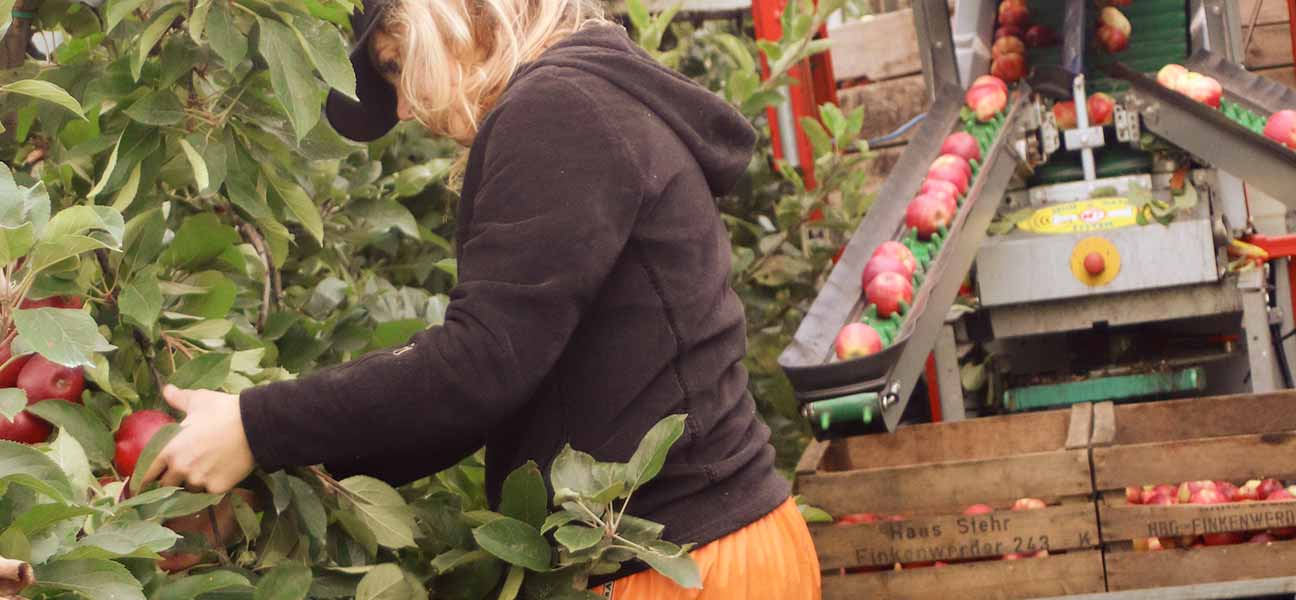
left=237, top=71, right=644, bottom=482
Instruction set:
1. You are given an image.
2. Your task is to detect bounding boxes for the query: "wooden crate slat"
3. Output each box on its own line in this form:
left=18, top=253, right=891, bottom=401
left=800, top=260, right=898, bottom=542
left=821, top=551, right=1106, bottom=600
left=839, top=406, right=1078, bottom=469
left=828, top=10, right=922, bottom=82
left=1032, top=575, right=1296, bottom=600
left=813, top=503, right=1099, bottom=569
left=1105, top=540, right=1296, bottom=591
left=796, top=439, right=832, bottom=477
left=838, top=75, right=927, bottom=146
left=1240, top=0, right=1290, bottom=25
left=1066, top=403, right=1093, bottom=449
left=1093, top=431, right=1296, bottom=490
left=1098, top=391, right=1296, bottom=446
left=799, top=450, right=1092, bottom=516
left=1243, top=23, right=1296, bottom=70
left=1101, top=501, right=1296, bottom=542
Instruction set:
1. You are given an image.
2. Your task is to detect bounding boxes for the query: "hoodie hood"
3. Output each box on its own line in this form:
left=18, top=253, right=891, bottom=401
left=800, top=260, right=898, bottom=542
left=508, top=24, right=757, bottom=196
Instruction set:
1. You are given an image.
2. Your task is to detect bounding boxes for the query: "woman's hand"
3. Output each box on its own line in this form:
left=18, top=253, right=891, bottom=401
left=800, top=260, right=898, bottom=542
left=138, top=385, right=256, bottom=493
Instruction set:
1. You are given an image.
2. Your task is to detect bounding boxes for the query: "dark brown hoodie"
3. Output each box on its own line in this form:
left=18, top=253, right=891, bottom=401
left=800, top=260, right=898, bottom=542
left=239, top=22, right=790, bottom=580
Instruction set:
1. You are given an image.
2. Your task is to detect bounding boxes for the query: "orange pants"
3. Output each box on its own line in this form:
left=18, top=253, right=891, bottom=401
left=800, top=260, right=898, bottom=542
left=595, top=497, right=822, bottom=600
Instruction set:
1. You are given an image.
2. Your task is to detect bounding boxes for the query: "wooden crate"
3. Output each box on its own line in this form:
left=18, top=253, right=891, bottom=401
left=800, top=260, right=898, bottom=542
left=1090, top=392, right=1296, bottom=593
left=796, top=404, right=1105, bottom=599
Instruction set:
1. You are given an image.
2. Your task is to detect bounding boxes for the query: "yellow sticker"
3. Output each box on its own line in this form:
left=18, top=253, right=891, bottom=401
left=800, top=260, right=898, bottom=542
left=1017, top=198, right=1139, bottom=234
left=1070, top=237, right=1121, bottom=287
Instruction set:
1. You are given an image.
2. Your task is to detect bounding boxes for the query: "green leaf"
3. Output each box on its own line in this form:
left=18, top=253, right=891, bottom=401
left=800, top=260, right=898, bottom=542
left=258, top=17, right=326, bottom=141
left=339, top=476, right=417, bottom=549
left=335, top=509, right=378, bottom=558
left=14, top=504, right=97, bottom=534
left=27, top=400, right=114, bottom=468
left=26, top=205, right=124, bottom=272
left=176, top=272, right=238, bottom=319
left=207, top=1, right=248, bottom=68
left=62, top=520, right=179, bottom=560
left=154, top=570, right=252, bottom=600
left=134, top=5, right=186, bottom=81
left=114, top=486, right=178, bottom=510
left=124, top=90, right=184, bottom=126
left=800, top=117, right=832, bottom=158
left=634, top=544, right=701, bottom=590
left=1, top=80, right=85, bottom=119
left=291, top=15, right=357, bottom=101
left=625, top=414, right=687, bottom=488
left=119, top=267, right=162, bottom=335
left=0, top=527, right=31, bottom=562
left=47, top=432, right=93, bottom=502
left=498, top=565, right=524, bottom=600
left=129, top=423, right=180, bottom=496
left=472, top=517, right=551, bottom=572
left=287, top=475, right=327, bottom=543
left=625, top=0, right=649, bottom=33
left=168, top=352, right=233, bottom=390
left=230, top=490, right=261, bottom=540
left=105, top=0, right=150, bottom=32
left=500, top=461, right=547, bottom=529
left=189, top=0, right=213, bottom=42
left=553, top=525, right=602, bottom=552
left=111, top=164, right=143, bottom=213
left=254, top=564, right=313, bottom=600
left=712, top=32, right=756, bottom=73
left=540, top=510, right=580, bottom=534
left=148, top=491, right=222, bottom=520
left=12, top=308, right=116, bottom=369
left=266, top=171, right=324, bottom=244
left=548, top=446, right=598, bottom=504
left=798, top=503, right=833, bottom=524
left=169, top=319, right=233, bottom=341
left=160, top=213, right=240, bottom=269
left=430, top=549, right=491, bottom=574
left=0, top=389, right=25, bottom=421
left=355, top=564, right=424, bottom=600
left=30, top=559, right=144, bottom=600
left=178, top=138, right=211, bottom=192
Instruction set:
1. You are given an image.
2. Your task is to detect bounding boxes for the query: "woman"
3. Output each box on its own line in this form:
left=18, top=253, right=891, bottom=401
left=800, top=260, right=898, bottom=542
left=144, top=0, right=822, bottom=596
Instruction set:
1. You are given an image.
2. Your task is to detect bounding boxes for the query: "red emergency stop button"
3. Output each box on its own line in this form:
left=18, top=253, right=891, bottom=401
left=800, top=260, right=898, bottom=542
left=1084, top=252, right=1105, bottom=275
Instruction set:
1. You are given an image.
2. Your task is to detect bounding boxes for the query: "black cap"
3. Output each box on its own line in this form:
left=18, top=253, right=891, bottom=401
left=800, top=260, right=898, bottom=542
left=324, top=0, right=400, bottom=142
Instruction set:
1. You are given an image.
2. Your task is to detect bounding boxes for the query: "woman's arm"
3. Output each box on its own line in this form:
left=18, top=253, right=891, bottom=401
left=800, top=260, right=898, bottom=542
left=144, top=72, right=645, bottom=491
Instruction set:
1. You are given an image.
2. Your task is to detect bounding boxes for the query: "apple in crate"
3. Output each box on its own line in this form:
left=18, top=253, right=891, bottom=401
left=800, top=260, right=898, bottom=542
left=906, top=194, right=954, bottom=240
left=966, top=81, right=1008, bottom=122
left=1235, top=479, right=1264, bottom=502
left=871, top=241, right=918, bottom=276
left=1011, top=498, right=1047, bottom=511
left=940, top=132, right=981, bottom=162
left=1257, top=478, right=1286, bottom=499
left=866, top=272, right=914, bottom=318
left=1214, top=481, right=1240, bottom=501
left=1142, top=484, right=1178, bottom=504
left=1264, top=110, right=1296, bottom=149
left=835, top=323, right=883, bottom=360
left=1178, top=480, right=1217, bottom=503
left=963, top=504, right=994, bottom=516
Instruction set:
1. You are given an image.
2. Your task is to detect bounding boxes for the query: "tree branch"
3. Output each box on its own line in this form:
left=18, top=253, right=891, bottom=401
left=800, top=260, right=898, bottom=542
left=0, top=0, right=38, bottom=70
left=236, top=221, right=280, bottom=332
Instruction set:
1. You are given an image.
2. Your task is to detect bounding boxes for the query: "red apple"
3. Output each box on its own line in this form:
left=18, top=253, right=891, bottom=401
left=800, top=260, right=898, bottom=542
left=926, top=188, right=958, bottom=216
left=928, top=158, right=971, bottom=194
left=1143, top=484, right=1178, bottom=503
left=0, top=410, right=52, bottom=444
left=1147, top=537, right=1165, bottom=551
left=1264, top=110, right=1296, bottom=149
left=1125, top=486, right=1144, bottom=504
left=921, top=178, right=962, bottom=203
left=1235, top=480, right=1263, bottom=502
left=159, top=489, right=254, bottom=573
left=1087, top=93, right=1115, bottom=126
left=1100, top=6, right=1131, bottom=35
left=1096, top=24, right=1129, bottom=53
left=966, top=84, right=1008, bottom=122
left=1215, top=481, right=1240, bottom=502
left=963, top=504, right=994, bottom=516
left=861, top=255, right=912, bottom=289
left=19, top=296, right=84, bottom=310
left=0, top=341, right=32, bottom=388
left=995, top=26, right=1023, bottom=41
left=1258, top=479, right=1285, bottom=500
left=1157, top=64, right=1189, bottom=90
left=992, top=36, right=1026, bottom=61
left=1178, top=72, right=1223, bottom=108
left=930, top=154, right=972, bottom=179
left=866, top=272, right=914, bottom=319
left=1266, top=487, right=1295, bottom=501
left=836, top=513, right=882, bottom=526
left=1250, top=532, right=1275, bottom=544
left=114, top=410, right=177, bottom=477
left=998, top=1, right=1029, bottom=26
left=933, top=562, right=948, bottom=568
left=1011, top=498, right=1047, bottom=511
left=1204, top=531, right=1246, bottom=546
left=17, top=356, right=84, bottom=403
left=1024, top=25, right=1059, bottom=48
left=1053, top=101, right=1078, bottom=129
left=871, top=241, right=918, bottom=276
left=940, top=132, right=981, bottom=162
left=905, top=194, right=954, bottom=240
left=992, top=53, right=1027, bottom=83
left=1144, top=493, right=1175, bottom=506
left=1002, top=553, right=1022, bottom=560
left=1190, top=488, right=1227, bottom=505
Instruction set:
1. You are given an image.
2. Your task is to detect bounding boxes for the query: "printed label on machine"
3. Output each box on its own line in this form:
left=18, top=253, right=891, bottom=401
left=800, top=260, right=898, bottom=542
left=1017, top=198, right=1139, bottom=234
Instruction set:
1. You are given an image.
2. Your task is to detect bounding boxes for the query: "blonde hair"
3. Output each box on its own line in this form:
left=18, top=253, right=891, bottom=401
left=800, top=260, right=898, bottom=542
left=381, top=0, right=609, bottom=146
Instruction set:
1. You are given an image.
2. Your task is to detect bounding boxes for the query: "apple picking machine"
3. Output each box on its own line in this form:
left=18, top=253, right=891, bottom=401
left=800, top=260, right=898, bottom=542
left=780, top=0, right=1296, bottom=439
